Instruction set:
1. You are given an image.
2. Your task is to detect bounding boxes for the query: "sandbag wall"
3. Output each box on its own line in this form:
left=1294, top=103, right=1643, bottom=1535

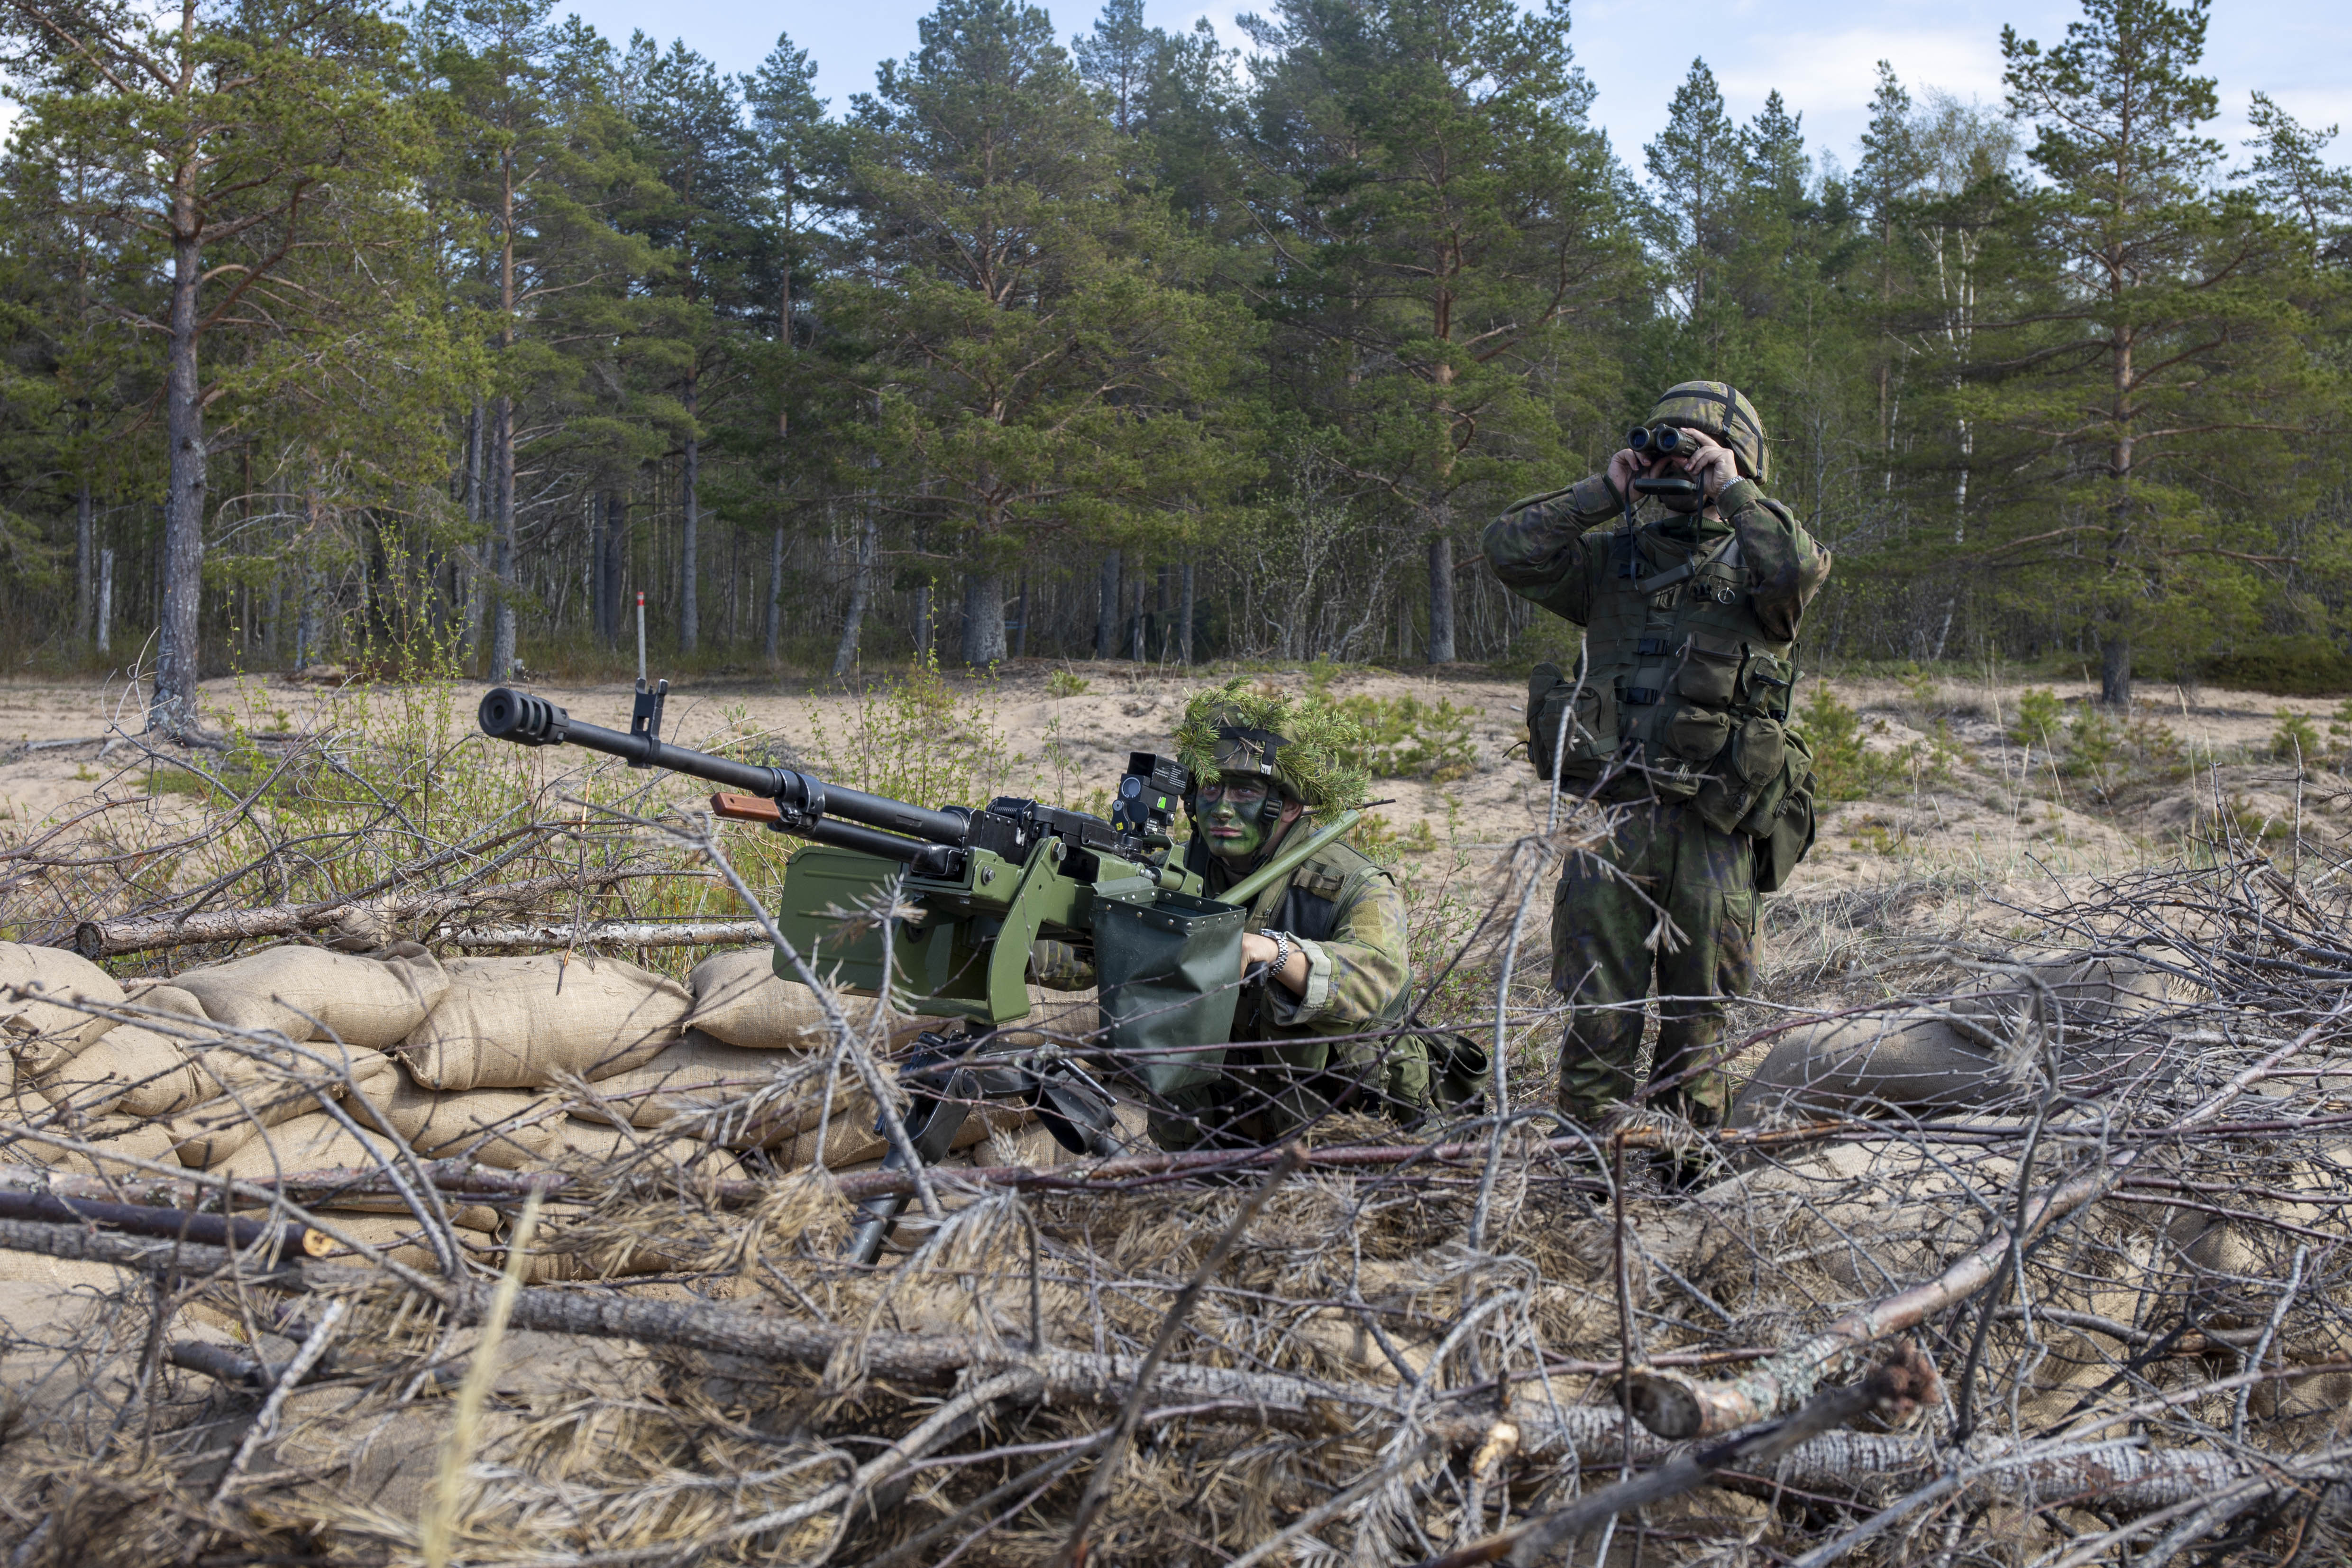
left=0, top=941, right=1068, bottom=1278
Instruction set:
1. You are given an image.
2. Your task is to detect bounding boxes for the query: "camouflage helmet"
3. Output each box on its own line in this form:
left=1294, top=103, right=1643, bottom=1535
left=1649, top=381, right=1769, bottom=483
left=1172, top=679, right=1370, bottom=813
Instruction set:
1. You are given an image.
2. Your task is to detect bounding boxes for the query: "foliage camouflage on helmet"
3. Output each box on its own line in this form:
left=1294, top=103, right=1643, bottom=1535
left=1650, top=381, right=1769, bottom=483
left=1173, top=678, right=1371, bottom=813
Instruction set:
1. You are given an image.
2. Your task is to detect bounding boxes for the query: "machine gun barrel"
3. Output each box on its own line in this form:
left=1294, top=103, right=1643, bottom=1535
left=477, top=687, right=970, bottom=873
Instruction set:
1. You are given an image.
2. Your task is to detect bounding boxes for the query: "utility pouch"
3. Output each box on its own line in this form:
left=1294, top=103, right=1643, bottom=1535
left=1527, top=663, right=1617, bottom=782
left=1745, top=727, right=1818, bottom=894
left=1426, top=1030, right=1492, bottom=1112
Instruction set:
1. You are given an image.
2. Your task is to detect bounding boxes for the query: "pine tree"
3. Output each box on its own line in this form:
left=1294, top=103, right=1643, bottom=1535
left=633, top=40, right=761, bottom=654
left=835, top=0, right=1252, bottom=666
left=2, top=0, right=433, bottom=731
left=1644, top=60, right=1740, bottom=320
left=745, top=33, right=849, bottom=669
left=1073, top=0, right=1154, bottom=135
left=1992, top=0, right=2339, bottom=702
left=2239, top=94, right=2352, bottom=262
left=1247, top=0, right=1639, bottom=661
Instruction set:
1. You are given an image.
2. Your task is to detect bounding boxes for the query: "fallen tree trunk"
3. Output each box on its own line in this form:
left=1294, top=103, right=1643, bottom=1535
left=442, top=918, right=766, bottom=950
left=69, top=867, right=680, bottom=957
left=0, top=1120, right=1851, bottom=1216
left=1427, top=1344, right=1940, bottom=1568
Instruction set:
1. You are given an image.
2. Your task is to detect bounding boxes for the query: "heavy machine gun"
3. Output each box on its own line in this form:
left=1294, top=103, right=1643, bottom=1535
left=477, top=680, right=1360, bottom=1260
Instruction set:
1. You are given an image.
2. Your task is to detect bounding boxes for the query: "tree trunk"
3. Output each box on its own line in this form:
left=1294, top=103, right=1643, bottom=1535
left=152, top=226, right=206, bottom=734
left=1178, top=561, right=1196, bottom=664
left=462, top=403, right=485, bottom=666
left=605, top=489, right=629, bottom=648
left=2101, top=633, right=2132, bottom=708
left=96, top=549, right=113, bottom=656
left=833, top=511, right=875, bottom=678
left=680, top=370, right=701, bottom=653
left=591, top=492, right=610, bottom=646
left=293, top=497, right=320, bottom=673
left=1095, top=551, right=1120, bottom=659
left=488, top=393, right=517, bottom=682
left=74, top=474, right=93, bottom=645
left=1013, top=576, right=1029, bottom=658
left=1128, top=572, right=1146, bottom=662
left=1426, top=531, right=1456, bottom=664
left=914, top=581, right=933, bottom=662
left=962, top=572, right=1007, bottom=666
left=767, top=525, right=786, bottom=663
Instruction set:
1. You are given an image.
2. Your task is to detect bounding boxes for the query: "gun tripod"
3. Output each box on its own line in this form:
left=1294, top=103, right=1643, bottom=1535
left=844, top=1028, right=1126, bottom=1265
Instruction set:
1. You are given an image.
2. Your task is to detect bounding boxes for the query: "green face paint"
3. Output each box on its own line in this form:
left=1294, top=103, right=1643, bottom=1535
left=1195, top=773, right=1274, bottom=864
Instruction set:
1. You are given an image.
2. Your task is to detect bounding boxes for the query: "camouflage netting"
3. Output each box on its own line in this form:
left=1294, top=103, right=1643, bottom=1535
left=1173, top=678, right=1373, bottom=813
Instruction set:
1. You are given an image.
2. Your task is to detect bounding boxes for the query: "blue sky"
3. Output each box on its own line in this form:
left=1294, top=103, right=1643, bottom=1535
left=559, top=0, right=2352, bottom=183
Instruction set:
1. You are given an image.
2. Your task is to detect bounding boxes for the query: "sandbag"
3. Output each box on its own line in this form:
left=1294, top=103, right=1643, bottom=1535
left=34, top=1022, right=196, bottom=1119
left=400, top=955, right=690, bottom=1091
left=168, top=1058, right=395, bottom=1168
left=215, top=1110, right=400, bottom=1183
left=1730, top=1011, right=2013, bottom=1128
left=9, top=983, right=209, bottom=1081
left=1951, top=951, right=2183, bottom=1027
left=348, top=1075, right=561, bottom=1169
left=302, top=1211, right=505, bottom=1268
left=685, top=949, right=841, bottom=1049
left=189, top=1036, right=397, bottom=1109
left=993, top=984, right=1101, bottom=1049
left=0, top=941, right=125, bottom=1056
left=175, top=943, right=448, bottom=1048
left=567, top=1030, right=804, bottom=1136
left=770, top=1094, right=1010, bottom=1171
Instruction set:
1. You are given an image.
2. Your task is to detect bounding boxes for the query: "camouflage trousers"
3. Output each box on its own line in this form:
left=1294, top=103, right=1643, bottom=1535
left=1550, top=801, right=1757, bottom=1128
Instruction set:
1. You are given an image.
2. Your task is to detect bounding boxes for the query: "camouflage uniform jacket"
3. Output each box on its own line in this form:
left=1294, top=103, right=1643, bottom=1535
left=1482, top=475, right=1830, bottom=642
left=1483, top=474, right=1832, bottom=825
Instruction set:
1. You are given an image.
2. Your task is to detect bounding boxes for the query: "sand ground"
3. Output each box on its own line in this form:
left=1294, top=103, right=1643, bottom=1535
left=1, top=661, right=2338, bottom=895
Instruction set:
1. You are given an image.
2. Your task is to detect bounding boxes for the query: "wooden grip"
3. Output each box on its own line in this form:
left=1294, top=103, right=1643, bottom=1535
left=710, top=792, right=782, bottom=825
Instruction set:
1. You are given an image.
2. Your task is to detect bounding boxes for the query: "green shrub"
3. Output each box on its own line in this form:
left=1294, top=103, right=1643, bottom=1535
left=2009, top=688, right=2064, bottom=750
left=1799, top=687, right=1905, bottom=802
left=1045, top=668, right=1090, bottom=699
left=2272, top=709, right=2322, bottom=764
left=805, top=653, right=1016, bottom=808
left=1331, top=692, right=1479, bottom=781
left=2065, top=707, right=2122, bottom=797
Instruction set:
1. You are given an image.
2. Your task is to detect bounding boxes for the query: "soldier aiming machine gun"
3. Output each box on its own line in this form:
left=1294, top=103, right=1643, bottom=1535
left=477, top=680, right=1360, bottom=1260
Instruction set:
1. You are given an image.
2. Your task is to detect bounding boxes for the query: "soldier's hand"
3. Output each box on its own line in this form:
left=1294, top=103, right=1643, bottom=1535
left=1606, top=446, right=1648, bottom=504
left=1674, top=430, right=1740, bottom=502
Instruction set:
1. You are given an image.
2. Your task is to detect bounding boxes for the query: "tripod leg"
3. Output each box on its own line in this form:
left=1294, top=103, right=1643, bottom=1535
left=842, top=1067, right=979, bottom=1265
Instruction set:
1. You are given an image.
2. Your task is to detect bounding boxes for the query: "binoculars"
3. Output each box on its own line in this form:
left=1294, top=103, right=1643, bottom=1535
left=1626, top=423, right=1705, bottom=459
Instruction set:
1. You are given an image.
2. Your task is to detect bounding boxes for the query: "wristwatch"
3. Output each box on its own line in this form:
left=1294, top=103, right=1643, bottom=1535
left=1259, top=928, right=1295, bottom=976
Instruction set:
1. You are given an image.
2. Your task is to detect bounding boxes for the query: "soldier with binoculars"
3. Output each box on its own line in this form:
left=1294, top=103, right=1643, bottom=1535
left=1481, top=382, right=1833, bottom=1140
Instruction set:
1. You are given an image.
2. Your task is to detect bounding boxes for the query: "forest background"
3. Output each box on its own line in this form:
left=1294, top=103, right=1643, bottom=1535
left=3, top=0, right=2349, bottom=736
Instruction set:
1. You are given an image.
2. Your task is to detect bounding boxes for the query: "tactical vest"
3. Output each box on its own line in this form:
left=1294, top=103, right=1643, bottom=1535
left=1528, top=504, right=1805, bottom=841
